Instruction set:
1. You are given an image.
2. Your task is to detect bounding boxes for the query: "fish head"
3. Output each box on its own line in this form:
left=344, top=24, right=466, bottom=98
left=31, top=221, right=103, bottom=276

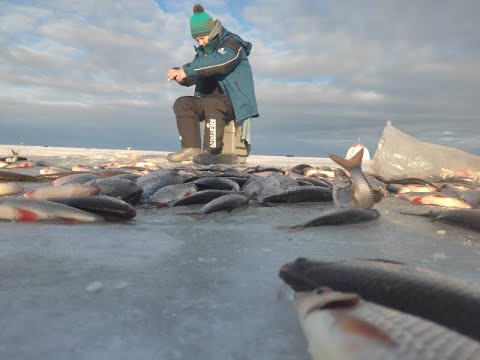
left=279, top=258, right=335, bottom=291
left=333, top=168, right=352, bottom=188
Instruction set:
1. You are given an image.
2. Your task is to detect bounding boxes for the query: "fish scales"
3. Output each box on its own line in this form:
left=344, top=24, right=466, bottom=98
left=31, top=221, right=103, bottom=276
left=329, top=148, right=375, bottom=208
left=0, top=182, right=23, bottom=196
left=170, top=189, right=235, bottom=206
left=0, top=170, right=47, bottom=183
left=54, top=195, right=136, bottom=220
left=0, top=198, right=102, bottom=222
left=177, top=194, right=249, bottom=219
left=294, top=290, right=480, bottom=360
left=197, top=194, right=249, bottom=214
left=258, top=186, right=333, bottom=204
left=193, top=177, right=240, bottom=191
left=148, top=183, right=198, bottom=207
left=279, top=258, right=480, bottom=342
left=434, top=209, right=480, bottom=230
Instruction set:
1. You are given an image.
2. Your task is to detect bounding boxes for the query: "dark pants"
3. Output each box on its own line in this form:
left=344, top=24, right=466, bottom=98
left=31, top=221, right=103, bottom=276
left=173, top=95, right=235, bottom=153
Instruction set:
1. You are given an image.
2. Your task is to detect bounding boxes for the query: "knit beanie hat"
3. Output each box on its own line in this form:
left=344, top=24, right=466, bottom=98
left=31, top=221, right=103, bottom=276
left=190, top=4, right=215, bottom=38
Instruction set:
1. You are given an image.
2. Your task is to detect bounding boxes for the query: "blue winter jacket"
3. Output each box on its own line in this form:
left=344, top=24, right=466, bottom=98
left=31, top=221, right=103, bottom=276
left=182, top=28, right=259, bottom=123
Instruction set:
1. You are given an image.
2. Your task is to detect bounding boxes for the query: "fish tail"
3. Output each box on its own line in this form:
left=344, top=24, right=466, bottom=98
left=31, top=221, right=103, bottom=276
left=329, top=147, right=364, bottom=171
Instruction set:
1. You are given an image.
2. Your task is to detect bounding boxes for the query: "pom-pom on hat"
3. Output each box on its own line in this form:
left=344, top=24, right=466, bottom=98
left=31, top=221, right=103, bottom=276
left=190, top=4, right=215, bottom=38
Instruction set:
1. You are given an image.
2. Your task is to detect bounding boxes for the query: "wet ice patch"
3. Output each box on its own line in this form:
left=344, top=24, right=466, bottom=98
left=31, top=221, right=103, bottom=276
left=85, top=281, right=103, bottom=293
left=432, top=252, right=448, bottom=261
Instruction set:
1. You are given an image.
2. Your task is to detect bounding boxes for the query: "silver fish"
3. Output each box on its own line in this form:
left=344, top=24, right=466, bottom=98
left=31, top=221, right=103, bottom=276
left=334, top=169, right=385, bottom=207
left=87, top=177, right=143, bottom=204
left=279, top=258, right=480, bottom=342
left=23, top=183, right=100, bottom=200
left=258, top=186, right=333, bottom=205
left=0, top=182, right=24, bottom=196
left=0, top=198, right=102, bottom=222
left=53, top=195, right=137, bottom=221
left=396, top=192, right=472, bottom=208
left=278, top=208, right=380, bottom=232
left=433, top=209, right=480, bottom=231
left=148, top=183, right=198, bottom=207
left=460, top=190, right=480, bottom=207
left=0, top=170, right=46, bottom=183
left=170, top=189, right=235, bottom=207
left=52, top=173, right=99, bottom=186
left=193, top=177, right=240, bottom=192
left=4, top=160, right=36, bottom=168
left=332, top=168, right=356, bottom=208
left=329, top=148, right=375, bottom=209
left=294, top=289, right=480, bottom=360
left=176, top=193, right=249, bottom=219
left=135, top=169, right=183, bottom=188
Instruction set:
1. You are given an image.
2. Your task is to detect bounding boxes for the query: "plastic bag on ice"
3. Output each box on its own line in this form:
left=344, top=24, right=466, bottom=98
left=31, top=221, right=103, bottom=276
left=370, top=121, right=480, bottom=182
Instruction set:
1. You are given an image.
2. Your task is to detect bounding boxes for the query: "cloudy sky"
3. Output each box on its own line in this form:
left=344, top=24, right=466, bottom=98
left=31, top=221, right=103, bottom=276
left=1, top=0, right=479, bottom=157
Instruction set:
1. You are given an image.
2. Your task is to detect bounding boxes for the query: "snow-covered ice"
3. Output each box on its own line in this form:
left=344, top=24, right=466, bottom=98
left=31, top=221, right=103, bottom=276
left=0, top=144, right=479, bottom=360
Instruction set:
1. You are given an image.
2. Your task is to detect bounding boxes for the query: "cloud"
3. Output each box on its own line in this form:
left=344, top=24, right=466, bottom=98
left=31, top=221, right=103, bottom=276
left=0, top=0, right=479, bottom=156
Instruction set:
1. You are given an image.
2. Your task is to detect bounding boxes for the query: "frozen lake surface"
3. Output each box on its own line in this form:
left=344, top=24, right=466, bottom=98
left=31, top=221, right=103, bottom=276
left=0, top=145, right=479, bottom=360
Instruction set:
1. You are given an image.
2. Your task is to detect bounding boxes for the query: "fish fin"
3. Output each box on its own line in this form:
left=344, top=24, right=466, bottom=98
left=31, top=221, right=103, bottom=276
left=359, top=258, right=407, bottom=265
left=334, top=313, right=397, bottom=347
left=57, top=217, right=81, bottom=224
left=16, top=209, right=39, bottom=222
left=329, top=148, right=364, bottom=171
left=152, top=203, right=168, bottom=208
left=399, top=210, right=439, bottom=218
left=276, top=225, right=303, bottom=232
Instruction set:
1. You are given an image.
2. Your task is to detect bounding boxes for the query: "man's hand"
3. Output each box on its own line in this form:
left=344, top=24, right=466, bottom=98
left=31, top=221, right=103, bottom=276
left=167, top=67, right=187, bottom=82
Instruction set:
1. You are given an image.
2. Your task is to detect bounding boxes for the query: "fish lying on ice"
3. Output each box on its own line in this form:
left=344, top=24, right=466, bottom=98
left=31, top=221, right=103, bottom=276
left=329, top=148, right=375, bottom=209
left=23, top=183, right=101, bottom=200
left=293, top=288, right=480, bottom=360
left=279, top=258, right=480, bottom=342
left=193, top=177, right=240, bottom=192
left=0, top=170, right=47, bottom=183
left=53, top=196, right=137, bottom=221
left=434, top=209, right=480, bottom=231
left=400, top=208, right=480, bottom=231
left=258, top=186, right=333, bottom=205
left=87, top=177, right=143, bottom=204
left=396, top=192, right=472, bottom=208
left=39, top=167, right=69, bottom=175
left=277, top=208, right=380, bottom=232
left=52, top=173, right=99, bottom=186
left=176, top=193, right=249, bottom=219
left=0, top=182, right=24, bottom=196
left=3, top=160, right=36, bottom=168
left=147, top=183, right=198, bottom=207
left=0, top=198, right=103, bottom=223
left=170, top=189, right=236, bottom=207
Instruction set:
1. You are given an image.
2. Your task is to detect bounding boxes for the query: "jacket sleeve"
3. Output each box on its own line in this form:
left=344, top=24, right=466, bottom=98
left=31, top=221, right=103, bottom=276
left=178, top=76, right=197, bottom=87
left=170, top=66, right=197, bottom=87
left=182, top=37, right=243, bottom=78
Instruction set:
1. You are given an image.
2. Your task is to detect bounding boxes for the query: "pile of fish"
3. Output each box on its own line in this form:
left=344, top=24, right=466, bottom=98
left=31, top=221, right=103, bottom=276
left=279, top=257, right=480, bottom=359
left=0, top=147, right=479, bottom=229
left=2, top=148, right=480, bottom=358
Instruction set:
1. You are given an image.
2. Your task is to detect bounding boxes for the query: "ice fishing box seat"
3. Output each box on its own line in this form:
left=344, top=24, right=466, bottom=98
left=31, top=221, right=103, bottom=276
left=201, top=120, right=250, bottom=164
left=222, top=120, right=250, bottom=164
